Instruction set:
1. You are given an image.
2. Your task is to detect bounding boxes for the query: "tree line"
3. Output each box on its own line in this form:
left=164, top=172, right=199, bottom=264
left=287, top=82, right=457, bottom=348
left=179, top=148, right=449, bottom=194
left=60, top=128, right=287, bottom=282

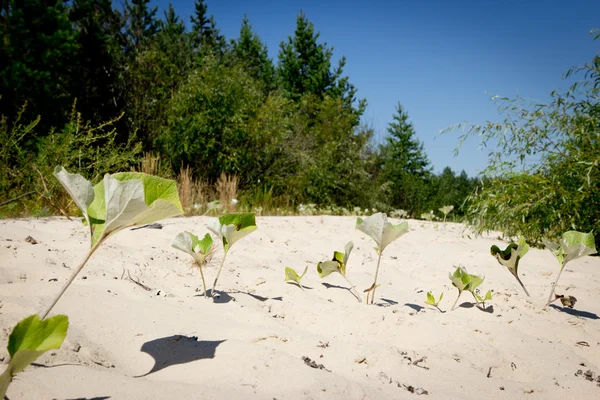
left=0, top=0, right=476, bottom=218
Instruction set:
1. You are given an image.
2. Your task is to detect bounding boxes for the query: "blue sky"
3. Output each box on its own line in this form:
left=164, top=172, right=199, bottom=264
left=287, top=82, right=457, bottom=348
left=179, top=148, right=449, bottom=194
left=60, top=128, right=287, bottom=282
left=152, top=0, right=599, bottom=176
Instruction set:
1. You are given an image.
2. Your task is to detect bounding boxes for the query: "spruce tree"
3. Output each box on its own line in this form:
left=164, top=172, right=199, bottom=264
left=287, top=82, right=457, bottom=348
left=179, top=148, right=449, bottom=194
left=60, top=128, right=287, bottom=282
left=190, top=0, right=225, bottom=55
left=233, top=14, right=275, bottom=90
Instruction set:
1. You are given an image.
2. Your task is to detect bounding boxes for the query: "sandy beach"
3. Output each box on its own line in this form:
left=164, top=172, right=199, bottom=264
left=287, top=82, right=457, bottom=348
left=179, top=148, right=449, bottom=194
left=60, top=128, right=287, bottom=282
left=1, top=216, right=599, bottom=399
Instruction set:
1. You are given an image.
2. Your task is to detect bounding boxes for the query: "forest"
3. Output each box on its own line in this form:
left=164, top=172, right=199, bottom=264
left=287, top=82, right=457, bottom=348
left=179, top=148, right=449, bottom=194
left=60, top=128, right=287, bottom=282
left=1, top=0, right=598, bottom=246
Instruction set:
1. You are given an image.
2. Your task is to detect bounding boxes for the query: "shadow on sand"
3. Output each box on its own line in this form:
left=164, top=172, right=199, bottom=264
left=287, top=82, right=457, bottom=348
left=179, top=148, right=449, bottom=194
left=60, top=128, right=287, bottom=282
left=549, top=304, right=599, bottom=319
left=135, top=335, right=226, bottom=377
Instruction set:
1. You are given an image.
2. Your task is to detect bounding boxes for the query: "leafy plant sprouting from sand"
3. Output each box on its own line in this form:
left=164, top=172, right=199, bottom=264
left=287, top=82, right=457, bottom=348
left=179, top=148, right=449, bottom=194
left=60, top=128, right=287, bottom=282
left=42, top=166, right=183, bottom=319
left=172, top=232, right=214, bottom=297
left=424, top=292, right=444, bottom=313
left=317, top=241, right=361, bottom=302
left=285, top=266, right=308, bottom=289
left=356, top=212, right=409, bottom=304
left=0, top=314, right=68, bottom=397
left=543, top=230, right=597, bottom=307
left=208, top=213, right=257, bottom=296
left=490, top=236, right=530, bottom=296
left=449, top=266, right=492, bottom=311
left=439, top=205, right=454, bottom=222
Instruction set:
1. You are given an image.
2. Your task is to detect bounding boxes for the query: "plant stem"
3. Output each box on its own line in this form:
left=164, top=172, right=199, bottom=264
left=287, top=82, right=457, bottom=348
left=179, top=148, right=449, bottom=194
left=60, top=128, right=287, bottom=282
left=197, top=263, right=208, bottom=297
left=451, top=291, right=462, bottom=311
left=341, top=274, right=361, bottom=303
left=211, top=252, right=228, bottom=297
left=370, top=251, right=383, bottom=304
left=40, top=240, right=102, bottom=320
left=546, top=264, right=565, bottom=306
left=514, top=275, right=531, bottom=297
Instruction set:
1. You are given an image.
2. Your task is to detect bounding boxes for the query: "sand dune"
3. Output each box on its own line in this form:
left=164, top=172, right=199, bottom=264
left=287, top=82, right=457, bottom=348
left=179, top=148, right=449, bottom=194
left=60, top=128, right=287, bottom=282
left=1, top=216, right=599, bottom=399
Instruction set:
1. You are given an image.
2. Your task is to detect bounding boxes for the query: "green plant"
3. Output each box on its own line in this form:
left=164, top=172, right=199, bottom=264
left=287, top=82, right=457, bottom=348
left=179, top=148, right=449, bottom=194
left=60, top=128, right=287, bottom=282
left=285, top=266, right=308, bottom=289
left=172, top=232, right=214, bottom=297
left=490, top=236, right=530, bottom=296
left=41, top=166, right=183, bottom=318
left=449, top=266, right=492, bottom=311
left=543, top=230, right=597, bottom=306
left=356, top=212, right=409, bottom=304
left=0, top=314, right=68, bottom=397
left=208, top=213, right=257, bottom=296
left=439, top=205, right=454, bottom=222
left=424, top=292, right=444, bottom=313
left=317, top=241, right=361, bottom=302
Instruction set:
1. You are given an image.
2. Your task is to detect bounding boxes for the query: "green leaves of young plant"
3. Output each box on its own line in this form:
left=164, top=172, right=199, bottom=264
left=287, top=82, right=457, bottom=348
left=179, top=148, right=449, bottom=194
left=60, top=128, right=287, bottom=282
left=544, top=231, right=597, bottom=267
left=0, top=314, right=69, bottom=398
left=172, top=232, right=214, bottom=266
left=207, top=213, right=257, bottom=296
left=449, top=266, right=490, bottom=310
left=356, top=213, right=408, bottom=304
left=54, top=167, right=183, bottom=248
left=424, top=292, right=444, bottom=312
left=356, top=212, right=408, bottom=254
left=172, top=232, right=214, bottom=297
left=208, top=213, right=257, bottom=255
left=317, top=241, right=353, bottom=278
left=544, top=230, right=597, bottom=306
left=490, top=236, right=530, bottom=296
left=285, top=266, right=308, bottom=289
left=317, top=241, right=361, bottom=302
left=439, top=205, right=454, bottom=222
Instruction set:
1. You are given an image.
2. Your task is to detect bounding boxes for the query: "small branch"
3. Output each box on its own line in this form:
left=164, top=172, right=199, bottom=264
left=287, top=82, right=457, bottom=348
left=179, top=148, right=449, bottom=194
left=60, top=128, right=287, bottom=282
left=126, top=270, right=152, bottom=291
left=33, top=165, right=71, bottom=220
left=0, top=191, right=35, bottom=207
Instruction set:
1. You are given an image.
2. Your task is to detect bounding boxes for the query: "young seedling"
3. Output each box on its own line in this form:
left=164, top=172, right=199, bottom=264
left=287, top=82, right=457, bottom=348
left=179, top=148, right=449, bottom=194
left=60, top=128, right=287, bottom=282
left=285, top=266, right=308, bottom=290
left=438, top=205, right=454, bottom=222
left=543, top=230, right=597, bottom=307
left=490, top=236, right=530, bottom=296
left=424, top=292, right=444, bottom=313
left=363, top=283, right=381, bottom=304
left=172, top=232, right=214, bottom=297
left=208, top=213, right=257, bottom=296
left=356, top=212, right=409, bottom=304
left=317, top=241, right=361, bottom=302
left=449, top=266, right=491, bottom=310
left=43, top=167, right=183, bottom=319
left=0, top=314, right=68, bottom=397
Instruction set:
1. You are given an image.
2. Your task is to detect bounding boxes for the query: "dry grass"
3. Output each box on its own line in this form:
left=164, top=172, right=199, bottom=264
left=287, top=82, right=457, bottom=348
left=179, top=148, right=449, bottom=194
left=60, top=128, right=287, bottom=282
left=177, top=165, right=212, bottom=215
left=216, top=173, right=238, bottom=213
left=138, top=152, right=160, bottom=175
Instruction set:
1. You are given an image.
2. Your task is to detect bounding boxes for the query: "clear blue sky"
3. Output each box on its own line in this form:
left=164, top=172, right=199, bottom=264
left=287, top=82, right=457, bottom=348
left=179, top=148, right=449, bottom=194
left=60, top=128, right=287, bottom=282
left=152, top=0, right=599, bottom=176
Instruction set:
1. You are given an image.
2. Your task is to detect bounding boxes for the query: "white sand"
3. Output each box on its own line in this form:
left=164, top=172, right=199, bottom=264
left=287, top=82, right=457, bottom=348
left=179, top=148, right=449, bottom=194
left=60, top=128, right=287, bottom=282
left=1, top=216, right=599, bottom=399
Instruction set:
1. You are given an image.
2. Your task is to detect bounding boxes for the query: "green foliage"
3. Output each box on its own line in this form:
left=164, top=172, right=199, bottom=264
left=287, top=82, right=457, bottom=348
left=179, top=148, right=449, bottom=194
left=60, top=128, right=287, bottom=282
left=233, top=15, right=276, bottom=90
left=317, top=241, right=360, bottom=302
left=207, top=213, right=257, bottom=296
left=490, top=236, right=530, bottom=296
left=0, top=314, right=69, bottom=398
left=285, top=266, right=308, bottom=289
left=172, top=232, right=214, bottom=296
left=544, top=230, right=597, bottom=305
left=439, top=205, right=454, bottom=222
left=449, top=266, right=491, bottom=311
left=444, top=35, right=600, bottom=247
left=356, top=213, right=408, bottom=304
left=424, top=292, right=444, bottom=313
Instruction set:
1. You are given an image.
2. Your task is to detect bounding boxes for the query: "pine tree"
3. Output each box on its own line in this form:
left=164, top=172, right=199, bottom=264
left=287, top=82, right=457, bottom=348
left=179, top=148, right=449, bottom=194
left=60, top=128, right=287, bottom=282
left=190, top=0, right=225, bottom=54
left=233, top=14, right=275, bottom=90
left=379, top=103, right=431, bottom=213
left=123, top=0, right=158, bottom=52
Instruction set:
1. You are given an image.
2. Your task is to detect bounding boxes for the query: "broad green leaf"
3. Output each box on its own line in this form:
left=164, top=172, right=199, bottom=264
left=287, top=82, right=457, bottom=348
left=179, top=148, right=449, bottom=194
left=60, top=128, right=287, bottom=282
left=317, top=260, right=341, bottom=278
left=56, top=168, right=183, bottom=247
left=490, top=236, right=530, bottom=295
left=208, top=213, right=257, bottom=254
left=343, top=241, right=353, bottom=266
left=449, top=267, right=471, bottom=292
left=172, top=232, right=214, bottom=265
left=467, top=273, right=484, bottom=292
left=285, top=266, right=308, bottom=285
left=484, top=290, right=493, bottom=302
left=425, top=292, right=435, bottom=305
left=356, top=213, right=408, bottom=253
left=1, top=314, right=68, bottom=397
left=53, top=166, right=94, bottom=226
left=545, top=230, right=597, bottom=267
left=439, top=205, right=454, bottom=216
